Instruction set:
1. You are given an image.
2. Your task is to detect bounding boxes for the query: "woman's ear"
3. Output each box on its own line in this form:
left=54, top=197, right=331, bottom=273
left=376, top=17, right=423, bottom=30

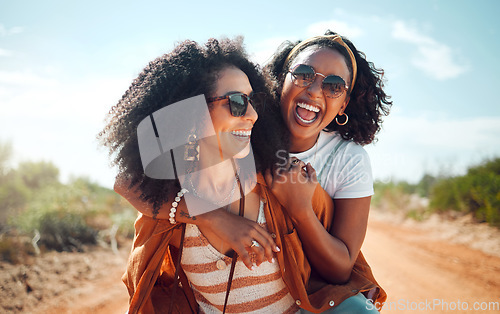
left=339, top=97, right=350, bottom=115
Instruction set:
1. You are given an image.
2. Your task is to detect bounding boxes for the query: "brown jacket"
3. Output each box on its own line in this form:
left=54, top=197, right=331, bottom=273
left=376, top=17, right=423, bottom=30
left=122, top=175, right=386, bottom=313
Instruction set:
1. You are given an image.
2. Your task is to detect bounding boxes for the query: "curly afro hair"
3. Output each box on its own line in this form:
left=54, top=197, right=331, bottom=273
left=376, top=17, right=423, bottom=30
left=264, top=30, right=392, bottom=145
left=98, top=37, right=288, bottom=212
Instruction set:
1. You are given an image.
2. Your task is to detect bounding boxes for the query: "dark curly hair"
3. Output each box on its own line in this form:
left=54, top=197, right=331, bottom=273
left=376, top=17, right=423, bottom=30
left=264, top=30, right=392, bottom=145
left=98, top=37, right=288, bottom=213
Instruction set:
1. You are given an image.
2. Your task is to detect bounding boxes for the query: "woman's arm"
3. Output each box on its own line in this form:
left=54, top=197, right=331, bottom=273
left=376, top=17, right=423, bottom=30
left=114, top=176, right=207, bottom=222
left=290, top=196, right=369, bottom=283
left=114, top=175, right=279, bottom=270
left=266, top=161, right=368, bottom=284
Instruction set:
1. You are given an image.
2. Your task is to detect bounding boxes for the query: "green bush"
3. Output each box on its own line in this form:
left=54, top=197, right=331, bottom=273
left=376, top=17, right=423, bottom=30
left=0, top=171, right=30, bottom=224
left=415, top=174, right=438, bottom=198
left=0, top=140, right=136, bottom=259
left=10, top=175, right=137, bottom=251
left=373, top=180, right=416, bottom=210
left=0, top=141, right=13, bottom=176
left=17, top=161, right=59, bottom=190
left=12, top=183, right=99, bottom=252
left=111, top=207, right=137, bottom=238
left=0, top=142, right=30, bottom=225
left=37, top=211, right=97, bottom=252
left=373, top=180, right=431, bottom=221
left=430, top=158, right=500, bottom=226
left=429, top=177, right=463, bottom=212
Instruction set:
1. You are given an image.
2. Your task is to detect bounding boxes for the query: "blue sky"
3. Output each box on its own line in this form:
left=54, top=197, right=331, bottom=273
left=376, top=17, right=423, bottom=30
left=1, top=0, right=499, bottom=188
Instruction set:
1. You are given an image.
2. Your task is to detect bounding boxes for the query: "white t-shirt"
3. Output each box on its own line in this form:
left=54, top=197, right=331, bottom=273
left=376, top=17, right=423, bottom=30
left=290, top=131, right=373, bottom=199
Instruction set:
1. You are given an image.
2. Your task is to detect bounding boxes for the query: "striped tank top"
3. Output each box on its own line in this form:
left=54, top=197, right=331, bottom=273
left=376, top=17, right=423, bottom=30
left=181, top=201, right=299, bottom=313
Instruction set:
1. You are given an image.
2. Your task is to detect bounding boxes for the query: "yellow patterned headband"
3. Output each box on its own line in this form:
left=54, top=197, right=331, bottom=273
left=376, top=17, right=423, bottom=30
left=284, top=35, right=357, bottom=92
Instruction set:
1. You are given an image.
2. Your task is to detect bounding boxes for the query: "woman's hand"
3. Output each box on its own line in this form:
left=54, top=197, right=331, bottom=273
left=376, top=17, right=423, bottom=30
left=264, top=158, right=318, bottom=222
left=198, top=210, right=280, bottom=270
left=266, top=159, right=369, bottom=283
left=114, top=175, right=279, bottom=270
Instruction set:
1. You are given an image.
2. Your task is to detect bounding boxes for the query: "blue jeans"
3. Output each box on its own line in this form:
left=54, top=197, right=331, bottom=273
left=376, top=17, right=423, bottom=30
left=300, top=293, right=379, bottom=313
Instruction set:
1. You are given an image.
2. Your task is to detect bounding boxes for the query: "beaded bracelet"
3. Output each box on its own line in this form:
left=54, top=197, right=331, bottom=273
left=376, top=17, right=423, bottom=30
left=169, top=188, right=189, bottom=224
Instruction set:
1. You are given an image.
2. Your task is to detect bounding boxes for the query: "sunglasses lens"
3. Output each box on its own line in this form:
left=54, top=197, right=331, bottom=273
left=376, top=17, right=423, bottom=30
left=228, top=94, right=248, bottom=117
left=322, top=75, right=346, bottom=98
left=291, top=64, right=315, bottom=87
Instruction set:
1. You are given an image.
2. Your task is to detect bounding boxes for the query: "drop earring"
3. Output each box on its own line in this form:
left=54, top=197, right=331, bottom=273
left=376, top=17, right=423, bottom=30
left=184, top=134, right=199, bottom=161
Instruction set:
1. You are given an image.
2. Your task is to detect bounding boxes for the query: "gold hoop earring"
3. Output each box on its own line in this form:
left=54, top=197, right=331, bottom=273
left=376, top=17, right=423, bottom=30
left=184, top=134, right=199, bottom=161
left=336, top=113, right=349, bottom=126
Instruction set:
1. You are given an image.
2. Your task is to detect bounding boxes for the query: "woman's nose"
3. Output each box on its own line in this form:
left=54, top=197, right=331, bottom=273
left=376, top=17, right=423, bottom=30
left=306, top=74, right=324, bottom=98
left=244, top=102, right=258, bottom=123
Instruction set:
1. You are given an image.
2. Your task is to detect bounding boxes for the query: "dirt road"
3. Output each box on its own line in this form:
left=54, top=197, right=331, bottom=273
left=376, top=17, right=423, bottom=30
left=3, top=213, right=499, bottom=313
left=362, top=214, right=500, bottom=313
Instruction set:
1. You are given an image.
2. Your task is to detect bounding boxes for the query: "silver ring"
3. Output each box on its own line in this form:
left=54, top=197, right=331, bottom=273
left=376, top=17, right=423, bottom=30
left=250, top=240, right=260, bottom=248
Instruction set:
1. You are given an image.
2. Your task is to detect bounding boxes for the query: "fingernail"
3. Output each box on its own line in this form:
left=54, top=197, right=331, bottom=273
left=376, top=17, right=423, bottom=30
left=271, top=258, right=275, bottom=263
left=275, top=246, right=281, bottom=252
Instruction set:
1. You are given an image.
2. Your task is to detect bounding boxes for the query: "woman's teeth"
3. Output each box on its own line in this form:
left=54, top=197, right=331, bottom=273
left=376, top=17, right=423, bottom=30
left=297, top=102, right=320, bottom=112
left=231, top=130, right=251, bottom=137
left=295, top=102, right=320, bottom=124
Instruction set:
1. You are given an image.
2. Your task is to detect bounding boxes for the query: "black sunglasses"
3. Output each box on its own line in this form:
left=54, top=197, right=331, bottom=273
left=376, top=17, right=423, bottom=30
left=289, top=64, right=349, bottom=98
left=206, top=92, right=264, bottom=117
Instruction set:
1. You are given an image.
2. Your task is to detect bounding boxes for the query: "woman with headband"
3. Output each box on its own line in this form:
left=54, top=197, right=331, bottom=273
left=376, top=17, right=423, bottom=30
left=264, top=30, right=392, bottom=312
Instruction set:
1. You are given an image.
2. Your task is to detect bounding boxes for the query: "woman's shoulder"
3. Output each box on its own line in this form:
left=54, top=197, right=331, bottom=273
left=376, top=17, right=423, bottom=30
left=318, top=131, right=368, bottom=158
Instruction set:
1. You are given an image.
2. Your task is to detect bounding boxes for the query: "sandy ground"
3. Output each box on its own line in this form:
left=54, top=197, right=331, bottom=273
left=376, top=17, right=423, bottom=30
left=362, top=211, right=500, bottom=313
left=0, top=242, right=130, bottom=314
left=1, top=211, right=499, bottom=313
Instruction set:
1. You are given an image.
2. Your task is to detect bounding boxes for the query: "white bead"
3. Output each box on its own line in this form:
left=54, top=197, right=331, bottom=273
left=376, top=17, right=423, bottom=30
left=169, top=212, right=175, bottom=218
left=172, top=202, right=178, bottom=207
left=181, top=188, right=189, bottom=194
left=175, top=196, right=181, bottom=202
left=177, top=192, right=183, bottom=197
left=216, top=260, right=226, bottom=270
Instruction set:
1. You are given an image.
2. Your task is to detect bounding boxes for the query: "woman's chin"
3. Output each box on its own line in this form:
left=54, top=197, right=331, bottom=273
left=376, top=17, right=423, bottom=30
left=232, top=143, right=251, bottom=159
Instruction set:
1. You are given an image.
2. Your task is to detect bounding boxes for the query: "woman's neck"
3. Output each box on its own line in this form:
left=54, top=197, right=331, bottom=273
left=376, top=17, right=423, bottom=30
left=187, top=149, right=239, bottom=206
left=289, top=133, right=321, bottom=153
left=197, top=158, right=236, bottom=191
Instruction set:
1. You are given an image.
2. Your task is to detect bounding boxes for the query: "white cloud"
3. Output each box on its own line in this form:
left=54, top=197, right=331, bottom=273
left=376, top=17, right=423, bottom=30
left=366, top=114, right=500, bottom=182
left=248, top=36, right=292, bottom=66
left=70, top=77, right=132, bottom=124
left=0, top=72, right=130, bottom=125
left=0, top=73, right=131, bottom=189
left=0, top=48, right=13, bottom=57
left=392, top=21, right=468, bottom=80
left=306, top=20, right=363, bottom=39
left=392, top=21, right=434, bottom=45
left=248, top=19, right=364, bottom=67
left=0, top=70, right=59, bottom=86
left=0, top=24, right=24, bottom=37
left=381, top=114, right=500, bottom=149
